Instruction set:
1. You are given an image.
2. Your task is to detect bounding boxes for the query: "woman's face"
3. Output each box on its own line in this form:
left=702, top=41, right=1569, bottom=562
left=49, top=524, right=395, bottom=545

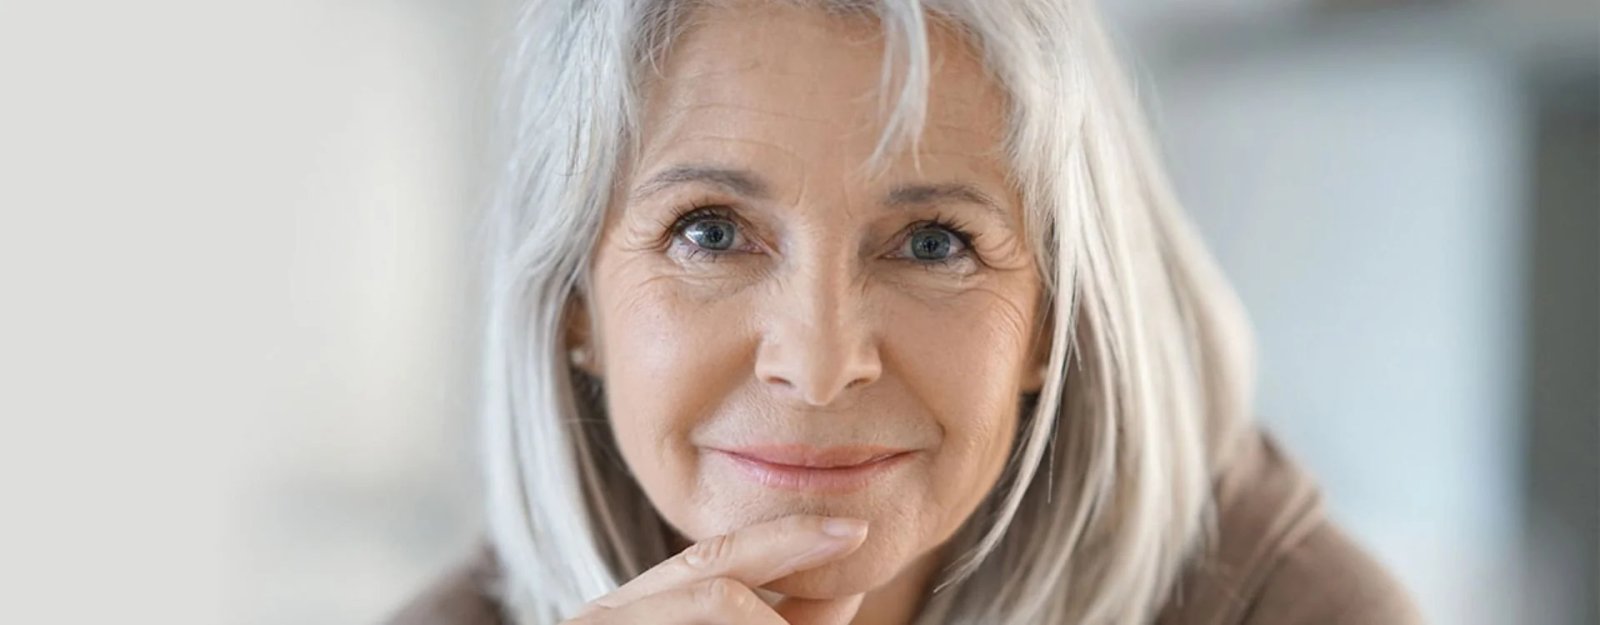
left=578, top=2, right=1046, bottom=599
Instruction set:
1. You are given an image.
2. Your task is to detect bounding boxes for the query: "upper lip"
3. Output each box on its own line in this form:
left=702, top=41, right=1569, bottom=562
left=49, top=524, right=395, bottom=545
left=712, top=444, right=913, bottom=468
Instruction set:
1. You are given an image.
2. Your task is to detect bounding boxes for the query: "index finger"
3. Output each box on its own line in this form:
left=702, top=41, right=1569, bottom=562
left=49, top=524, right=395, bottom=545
left=583, top=514, right=869, bottom=613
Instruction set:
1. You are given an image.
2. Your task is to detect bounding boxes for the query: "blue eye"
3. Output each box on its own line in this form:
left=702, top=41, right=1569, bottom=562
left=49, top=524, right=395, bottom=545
left=907, top=227, right=957, bottom=261
left=683, top=218, right=738, bottom=251
left=894, top=220, right=979, bottom=274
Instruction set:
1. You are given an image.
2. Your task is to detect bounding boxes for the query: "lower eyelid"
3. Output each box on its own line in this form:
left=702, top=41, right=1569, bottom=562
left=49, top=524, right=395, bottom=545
left=669, top=237, right=751, bottom=263
left=909, top=252, right=979, bottom=275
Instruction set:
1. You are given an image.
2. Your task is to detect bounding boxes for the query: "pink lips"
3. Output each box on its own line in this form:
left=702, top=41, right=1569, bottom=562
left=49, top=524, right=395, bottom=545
left=707, top=444, right=916, bottom=493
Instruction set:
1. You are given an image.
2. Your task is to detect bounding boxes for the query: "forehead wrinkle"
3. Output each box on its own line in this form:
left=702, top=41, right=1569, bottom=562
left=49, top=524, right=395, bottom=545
left=654, top=92, right=994, bottom=146
left=921, top=122, right=1001, bottom=139
left=890, top=148, right=1007, bottom=162
left=654, top=101, right=858, bottom=128
left=648, top=100, right=1002, bottom=161
left=643, top=133, right=808, bottom=159
left=668, top=64, right=864, bottom=85
left=652, top=111, right=998, bottom=173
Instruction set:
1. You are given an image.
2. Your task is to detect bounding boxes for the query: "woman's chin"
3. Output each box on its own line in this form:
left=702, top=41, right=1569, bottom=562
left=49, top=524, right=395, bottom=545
left=760, top=537, right=909, bottom=599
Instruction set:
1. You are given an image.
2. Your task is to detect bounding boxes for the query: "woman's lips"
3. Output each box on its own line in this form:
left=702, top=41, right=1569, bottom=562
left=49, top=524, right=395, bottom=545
left=706, top=444, right=917, bottom=493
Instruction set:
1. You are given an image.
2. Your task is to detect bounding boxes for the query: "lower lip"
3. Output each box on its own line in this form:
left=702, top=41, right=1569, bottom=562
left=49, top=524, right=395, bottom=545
left=709, top=449, right=916, bottom=494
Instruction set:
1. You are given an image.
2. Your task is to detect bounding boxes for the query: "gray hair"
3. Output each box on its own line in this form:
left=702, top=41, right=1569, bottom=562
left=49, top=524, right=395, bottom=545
left=478, top=1, right=1258, bottom=623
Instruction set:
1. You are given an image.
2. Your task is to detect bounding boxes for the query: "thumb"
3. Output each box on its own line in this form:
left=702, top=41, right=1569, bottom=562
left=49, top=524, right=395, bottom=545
left=774, top=593, right=865, bottom=625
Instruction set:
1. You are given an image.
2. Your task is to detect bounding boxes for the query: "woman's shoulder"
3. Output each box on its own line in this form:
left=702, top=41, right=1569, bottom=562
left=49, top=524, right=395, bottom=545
left=1158, top=428, right=1424, bottom=625
left=1239, top=518, right=1425, bottom=624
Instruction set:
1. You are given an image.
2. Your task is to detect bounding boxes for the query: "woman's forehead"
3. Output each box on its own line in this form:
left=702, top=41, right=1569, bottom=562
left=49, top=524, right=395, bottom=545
left=633, top=1, right=1011, bottom=189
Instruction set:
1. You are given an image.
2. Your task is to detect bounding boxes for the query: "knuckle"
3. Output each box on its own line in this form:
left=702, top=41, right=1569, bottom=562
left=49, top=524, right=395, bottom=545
left=682, top=532, right=737, bottom=569
left=694, top=576, right=747, bottom=611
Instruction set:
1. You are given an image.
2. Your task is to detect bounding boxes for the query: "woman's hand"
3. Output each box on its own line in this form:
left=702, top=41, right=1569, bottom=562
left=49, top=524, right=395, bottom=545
left=564, top=514, right=870, bottom=625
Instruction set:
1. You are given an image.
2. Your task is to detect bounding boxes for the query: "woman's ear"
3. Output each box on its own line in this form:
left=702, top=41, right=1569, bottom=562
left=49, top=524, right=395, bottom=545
left=1021, top=307, right=1054, bottom=394
left=564, top=292, right=603, bottom=378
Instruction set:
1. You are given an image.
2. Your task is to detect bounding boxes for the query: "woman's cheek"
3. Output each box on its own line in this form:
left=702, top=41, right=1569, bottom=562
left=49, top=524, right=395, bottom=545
left=594, top=273, right=692, bottom=454
left=887, top=283, right=1035, bottom=512
left=597, top=270, right=757, bottom=502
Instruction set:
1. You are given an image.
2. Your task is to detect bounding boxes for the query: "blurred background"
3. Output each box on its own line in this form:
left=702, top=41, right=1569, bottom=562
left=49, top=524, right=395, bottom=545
left=0, top=0, right=1592, bottom=623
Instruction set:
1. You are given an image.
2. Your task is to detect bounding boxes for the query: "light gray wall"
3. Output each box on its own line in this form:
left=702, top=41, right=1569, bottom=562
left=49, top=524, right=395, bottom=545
left=1125, top=8, right=1571, bottom=624
left=0, top=1, right=490, bottom=623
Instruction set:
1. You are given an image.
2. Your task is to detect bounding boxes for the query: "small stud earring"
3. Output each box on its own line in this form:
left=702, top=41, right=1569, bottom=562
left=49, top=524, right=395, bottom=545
left=568, top=346, right=589, bottom=366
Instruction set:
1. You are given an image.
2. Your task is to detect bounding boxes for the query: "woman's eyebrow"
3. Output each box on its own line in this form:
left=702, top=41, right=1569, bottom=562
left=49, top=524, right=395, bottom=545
left=885, top=182, right=1007, bottom=221
left=631, top=164, right=772, bottom=201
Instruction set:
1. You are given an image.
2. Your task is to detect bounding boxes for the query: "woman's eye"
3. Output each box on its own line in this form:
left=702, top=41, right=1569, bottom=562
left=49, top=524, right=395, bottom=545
left=905, top=227, right=964, bottom=261
left=682, top=218, right=738, bottom=251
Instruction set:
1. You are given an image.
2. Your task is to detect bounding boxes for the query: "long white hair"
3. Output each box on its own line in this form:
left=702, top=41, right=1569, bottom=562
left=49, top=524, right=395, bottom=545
left=477, top=1, right=1257, bottom=623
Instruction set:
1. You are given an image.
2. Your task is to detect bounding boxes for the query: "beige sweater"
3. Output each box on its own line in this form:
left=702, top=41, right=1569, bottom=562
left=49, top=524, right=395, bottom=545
left=385, top=429, right=1424, bottom=624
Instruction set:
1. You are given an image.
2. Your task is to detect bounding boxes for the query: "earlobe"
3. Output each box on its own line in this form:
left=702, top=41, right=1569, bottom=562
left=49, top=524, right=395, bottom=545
left=1022, top=366, right=1048, bottom=394
left=563, top=293, right=603, bottom=378
left=1021, top=363, right=1049, bottom=394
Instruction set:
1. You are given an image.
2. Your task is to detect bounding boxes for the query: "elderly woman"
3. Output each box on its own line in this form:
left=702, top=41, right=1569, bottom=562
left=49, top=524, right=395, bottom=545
left=391, top=0, right=1421, bottom=624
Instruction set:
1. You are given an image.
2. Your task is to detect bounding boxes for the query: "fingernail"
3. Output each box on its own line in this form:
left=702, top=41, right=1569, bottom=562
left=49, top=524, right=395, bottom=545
left=821, top=517, right=867, bottom=538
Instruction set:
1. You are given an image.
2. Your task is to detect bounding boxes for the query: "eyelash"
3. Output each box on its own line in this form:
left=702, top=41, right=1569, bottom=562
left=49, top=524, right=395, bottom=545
left=665, top=203, right=981, bottom=270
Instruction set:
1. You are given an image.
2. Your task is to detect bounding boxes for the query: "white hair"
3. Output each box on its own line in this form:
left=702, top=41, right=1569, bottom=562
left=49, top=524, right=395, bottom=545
left=477, top=1, right=1258, bottom=623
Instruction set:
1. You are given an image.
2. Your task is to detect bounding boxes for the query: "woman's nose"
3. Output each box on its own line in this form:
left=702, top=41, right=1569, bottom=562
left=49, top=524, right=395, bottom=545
left=753, top=267, right=883, bottom=408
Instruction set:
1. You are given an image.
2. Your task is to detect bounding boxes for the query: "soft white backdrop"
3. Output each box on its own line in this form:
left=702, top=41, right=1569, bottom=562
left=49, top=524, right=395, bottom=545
left=0, top=2, right=489, bottom=623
